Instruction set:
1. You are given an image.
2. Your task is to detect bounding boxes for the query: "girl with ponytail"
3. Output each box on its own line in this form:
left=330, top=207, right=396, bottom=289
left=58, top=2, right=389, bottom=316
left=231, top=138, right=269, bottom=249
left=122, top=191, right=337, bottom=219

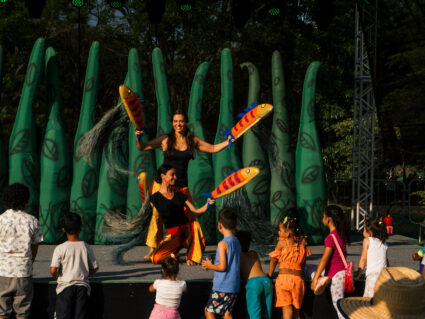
left=268, top=217, right=311, bottom=319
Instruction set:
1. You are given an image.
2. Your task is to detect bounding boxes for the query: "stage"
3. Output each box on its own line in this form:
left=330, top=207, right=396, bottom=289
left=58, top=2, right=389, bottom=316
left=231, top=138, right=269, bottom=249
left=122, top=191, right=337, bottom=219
left=29, top=234, right=421, bottom=318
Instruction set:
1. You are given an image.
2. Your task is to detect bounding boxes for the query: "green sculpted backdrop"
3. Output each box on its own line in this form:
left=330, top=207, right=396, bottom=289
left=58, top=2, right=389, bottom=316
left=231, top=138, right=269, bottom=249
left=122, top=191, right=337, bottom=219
left=269, top=51, right=296, bottom=225
left=9, top=38, right=44, bottom=216
left=212, top=48, right=241, bottom=239
left=94, top=73, right=129, bottom=244
left=295, top=62, right=327, bottom=245
left=39, top=47, right=71, bottom=243
left=187, top=62, right=216, bottom=244
left=126, top=49, right=156, bottom=220
left=152, top=48, right=172, bottom=168
left=3, top=39, right=329, bottom=245
left=70, top=42, right=101, bottom=243
left=241, top=62, right=271, bottom=220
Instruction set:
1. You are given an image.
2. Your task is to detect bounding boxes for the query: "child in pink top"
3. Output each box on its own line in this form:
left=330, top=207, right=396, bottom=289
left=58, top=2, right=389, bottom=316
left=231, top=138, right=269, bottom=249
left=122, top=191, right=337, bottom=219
left=311, top=205, right=350, bottom=319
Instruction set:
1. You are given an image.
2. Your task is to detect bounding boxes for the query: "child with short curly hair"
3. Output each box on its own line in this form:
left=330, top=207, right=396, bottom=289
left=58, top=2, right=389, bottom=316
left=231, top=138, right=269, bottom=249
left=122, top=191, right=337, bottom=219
left=268, top=217, right=311, bottom=319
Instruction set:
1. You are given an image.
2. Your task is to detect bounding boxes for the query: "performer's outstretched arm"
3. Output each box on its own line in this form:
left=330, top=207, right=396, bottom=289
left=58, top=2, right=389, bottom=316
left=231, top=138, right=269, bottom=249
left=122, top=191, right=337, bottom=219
left=194, top=135, right=233, bottom=153
left=135, top=130, right=167, bottom=151
left=185, top=198, right=215, bottom=217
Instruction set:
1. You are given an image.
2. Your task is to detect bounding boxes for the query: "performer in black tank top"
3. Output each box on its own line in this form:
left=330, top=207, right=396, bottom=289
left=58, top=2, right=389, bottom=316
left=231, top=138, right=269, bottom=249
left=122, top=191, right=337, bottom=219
left=163, top=149, right=191, bottom=188
left=149, top=164, right=214, bottom=265
left=135, top=109, right=234, bottom=260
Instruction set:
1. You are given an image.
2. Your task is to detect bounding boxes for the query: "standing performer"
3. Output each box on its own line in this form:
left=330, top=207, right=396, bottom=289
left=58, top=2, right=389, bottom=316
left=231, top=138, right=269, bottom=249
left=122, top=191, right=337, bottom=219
left=135, top=109, right=231, bottom=260
left=150, top=164, right=214, bottom=265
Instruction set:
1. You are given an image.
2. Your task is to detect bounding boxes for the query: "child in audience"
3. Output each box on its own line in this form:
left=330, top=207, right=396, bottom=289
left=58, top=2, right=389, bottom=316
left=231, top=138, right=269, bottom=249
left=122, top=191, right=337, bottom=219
left=268, top=217, right=311, bottom=319
left=310, top=205, right=350, bottom=319
left=148, top=255, right=187, bottom=319
left=412, top=231, right=425, bottom=277
left=0, top=183, right=43, bottom=319
left=355, top=218, right=388, bottom=297
left=50, top=213, right=99, bottom=319
left=202, top=207, right=241, bottom=319
left=236, top=230, right=272, bottom=319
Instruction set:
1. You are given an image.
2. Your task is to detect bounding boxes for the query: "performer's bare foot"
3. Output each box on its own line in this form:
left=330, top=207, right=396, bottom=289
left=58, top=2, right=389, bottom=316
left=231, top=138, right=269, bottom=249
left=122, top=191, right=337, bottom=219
left=186, top=259, right=199, bottom=266
left=144, top=247, right=154, bottom=260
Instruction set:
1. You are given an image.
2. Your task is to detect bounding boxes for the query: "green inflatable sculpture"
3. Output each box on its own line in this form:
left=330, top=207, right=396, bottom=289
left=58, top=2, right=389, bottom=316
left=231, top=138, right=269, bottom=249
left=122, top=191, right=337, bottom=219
left=39, top=47, right=71, bottom=243
left=126, top=48, right=156, bottom=219
left=295, top=61, right=327, bottom=244
left=152, top=48, right=172, bottom=168
left=9, top=38, right=44, bottom=216
left=70, top=42, right=101, bottom=243
left=187, top=62, right=216, bottom=244
left=212, top=48, right=241, bottom=238
left=94, top=74, right=129, bottom=244
left=240, top=62, right=270, bottom=220
left=269, top=51, right=296, bottom=225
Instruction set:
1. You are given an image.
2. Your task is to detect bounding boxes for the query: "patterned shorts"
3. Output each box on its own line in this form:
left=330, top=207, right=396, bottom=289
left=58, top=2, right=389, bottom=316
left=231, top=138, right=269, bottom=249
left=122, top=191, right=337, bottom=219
left=205, top=290, right=238, bottom=315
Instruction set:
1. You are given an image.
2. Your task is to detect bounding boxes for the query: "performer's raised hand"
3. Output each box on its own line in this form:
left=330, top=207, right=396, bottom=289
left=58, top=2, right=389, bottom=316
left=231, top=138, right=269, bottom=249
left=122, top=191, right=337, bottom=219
left=207, top=198, right=215, bottom=207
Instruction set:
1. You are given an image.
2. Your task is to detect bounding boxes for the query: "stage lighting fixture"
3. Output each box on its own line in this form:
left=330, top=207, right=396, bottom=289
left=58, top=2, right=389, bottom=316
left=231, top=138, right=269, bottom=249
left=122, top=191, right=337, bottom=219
left=231, top=0, right=251, bottom=28
left=176, top=0, right=194, bottom=12
left=146, top=0, right=166, bottom=24
left=71, top=0, right=86, bottom=8
left=106, top=0, right=126, bottom=9
left=25, top=0, right=46, bottom=18
left=265, top=0, right=283, bottom=16
left=0, top=0, right=9, bottom=4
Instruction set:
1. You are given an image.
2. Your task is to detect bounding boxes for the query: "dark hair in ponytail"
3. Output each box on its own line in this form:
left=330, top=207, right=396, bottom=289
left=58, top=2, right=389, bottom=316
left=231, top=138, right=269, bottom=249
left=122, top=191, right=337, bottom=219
left=154, top=164, right=175, bottom=183
left=365, top=218, right=388, bottom=243
left=165, top=109, right=197, bottom=159
left=324, top=205, right=351, bottom=244
left=283, top=217, right=305, bottom=246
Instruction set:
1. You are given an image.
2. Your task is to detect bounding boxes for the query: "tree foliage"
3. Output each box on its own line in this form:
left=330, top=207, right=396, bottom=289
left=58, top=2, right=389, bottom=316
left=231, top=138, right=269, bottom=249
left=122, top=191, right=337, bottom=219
left=0, top=0, right=423, bottom=179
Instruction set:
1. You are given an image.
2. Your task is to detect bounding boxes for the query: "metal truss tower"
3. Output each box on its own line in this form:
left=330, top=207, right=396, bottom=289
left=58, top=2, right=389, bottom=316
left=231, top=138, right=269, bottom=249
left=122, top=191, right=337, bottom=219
left=352, top=0, right=377, bottom=230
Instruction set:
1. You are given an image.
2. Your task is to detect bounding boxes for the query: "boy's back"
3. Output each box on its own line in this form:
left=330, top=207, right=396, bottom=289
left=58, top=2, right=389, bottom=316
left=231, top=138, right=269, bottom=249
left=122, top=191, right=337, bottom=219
left=212, top=235, right=241, bottom=293
left=240, top=250, right=266, bottom=280
left=237, top=231, right=273, bottom=319
left=51, top=241, right=98, bottom=295
left=203, top=207, right=241, bottom=318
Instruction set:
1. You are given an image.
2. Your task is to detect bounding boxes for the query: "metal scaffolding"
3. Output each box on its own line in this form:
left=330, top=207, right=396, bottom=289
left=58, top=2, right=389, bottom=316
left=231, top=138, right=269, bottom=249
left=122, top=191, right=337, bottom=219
left=352, top=0, right=377, bottom=230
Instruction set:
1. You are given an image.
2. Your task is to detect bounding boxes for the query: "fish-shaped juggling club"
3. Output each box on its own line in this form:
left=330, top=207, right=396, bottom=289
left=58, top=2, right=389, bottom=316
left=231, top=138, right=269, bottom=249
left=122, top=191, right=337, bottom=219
left=223, top=103, right=274, bottom=149
left=119, top=85, right=145, bottom=141
left=203, top=167, right=260, bottom=200
left=137, top=172, right=150, bottom=204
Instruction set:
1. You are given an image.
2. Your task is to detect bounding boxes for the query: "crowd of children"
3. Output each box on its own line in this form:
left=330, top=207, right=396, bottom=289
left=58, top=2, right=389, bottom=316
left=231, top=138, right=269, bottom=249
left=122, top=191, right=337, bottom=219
left=2, top=182, right=425, bottom=319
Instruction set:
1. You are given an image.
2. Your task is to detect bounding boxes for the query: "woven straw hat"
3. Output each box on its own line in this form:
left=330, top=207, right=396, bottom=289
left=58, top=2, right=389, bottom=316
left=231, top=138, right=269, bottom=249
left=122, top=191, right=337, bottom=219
left=338, top=267, right=425, bottom=319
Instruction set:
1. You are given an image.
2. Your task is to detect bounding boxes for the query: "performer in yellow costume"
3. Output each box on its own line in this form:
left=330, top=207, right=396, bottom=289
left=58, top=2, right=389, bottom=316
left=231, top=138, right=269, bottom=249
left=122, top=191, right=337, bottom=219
left=135, top=109, right=232, bottom=264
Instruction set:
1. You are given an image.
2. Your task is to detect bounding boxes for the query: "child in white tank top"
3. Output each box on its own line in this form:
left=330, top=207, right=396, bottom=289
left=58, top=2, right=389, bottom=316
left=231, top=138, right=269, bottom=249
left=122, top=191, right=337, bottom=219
left=355, top=218, right=389, bottom=297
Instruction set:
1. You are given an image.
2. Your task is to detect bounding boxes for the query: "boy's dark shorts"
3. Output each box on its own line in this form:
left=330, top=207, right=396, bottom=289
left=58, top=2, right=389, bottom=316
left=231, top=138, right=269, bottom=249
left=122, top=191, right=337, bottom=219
left=0, top=276, right=33, bottom=318
left=205, top=289, right=238, bottom=315
left=56, top=285, right=89, bottom=319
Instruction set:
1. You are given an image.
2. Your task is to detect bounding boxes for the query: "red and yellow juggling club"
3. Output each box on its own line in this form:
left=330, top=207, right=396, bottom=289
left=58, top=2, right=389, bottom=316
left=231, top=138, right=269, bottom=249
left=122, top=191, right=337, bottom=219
left=137, top=172, right=150, bottom=204
left=119, top=85, right=145, bottom=141
left=223, top=103, right=274, bottom=149
left=203, top=167, right=260, bottom=200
